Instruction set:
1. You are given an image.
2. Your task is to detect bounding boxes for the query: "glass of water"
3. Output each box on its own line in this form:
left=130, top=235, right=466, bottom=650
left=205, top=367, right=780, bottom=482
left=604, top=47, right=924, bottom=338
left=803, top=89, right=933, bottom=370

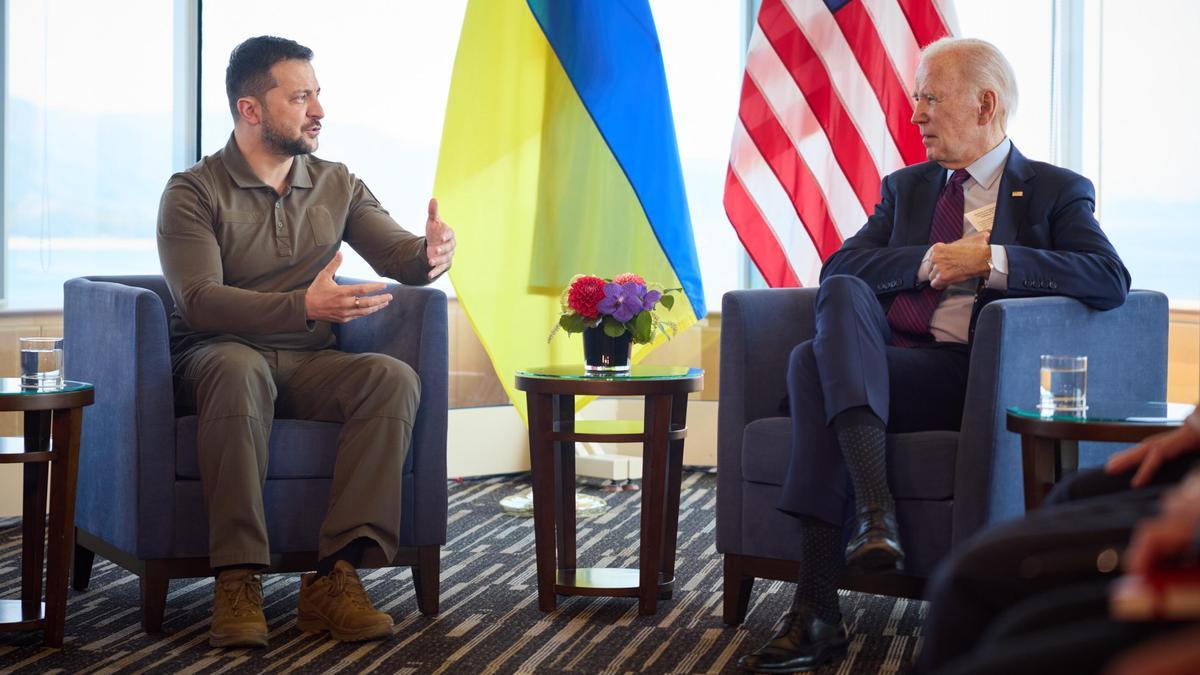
left=1039, top=355, right=1087, bottom=414
left=20, top=337, right=64, bottom=389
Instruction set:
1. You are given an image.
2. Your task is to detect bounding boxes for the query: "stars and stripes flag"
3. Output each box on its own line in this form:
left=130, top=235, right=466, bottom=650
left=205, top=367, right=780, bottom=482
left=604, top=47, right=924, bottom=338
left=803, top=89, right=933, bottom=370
left=725, top=0, right=958, bottom=287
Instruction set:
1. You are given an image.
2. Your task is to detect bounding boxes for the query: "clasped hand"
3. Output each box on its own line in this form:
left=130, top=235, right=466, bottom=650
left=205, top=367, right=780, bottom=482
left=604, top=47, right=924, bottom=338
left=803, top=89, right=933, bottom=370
left=929, top=230, right=991, bottom=289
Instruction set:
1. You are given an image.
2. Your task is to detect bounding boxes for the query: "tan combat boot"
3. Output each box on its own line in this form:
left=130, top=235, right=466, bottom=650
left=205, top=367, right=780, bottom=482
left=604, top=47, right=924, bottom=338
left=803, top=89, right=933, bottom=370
left=297, top=560, right=393, bottom=641
left=209, top=568, right=268, bottom=648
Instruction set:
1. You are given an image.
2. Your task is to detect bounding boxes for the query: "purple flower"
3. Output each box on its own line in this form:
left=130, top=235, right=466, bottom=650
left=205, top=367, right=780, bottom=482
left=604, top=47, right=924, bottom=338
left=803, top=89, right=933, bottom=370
left=597, top=282, right=645, bottom=323
left=642, top=289, right=662, bottom=310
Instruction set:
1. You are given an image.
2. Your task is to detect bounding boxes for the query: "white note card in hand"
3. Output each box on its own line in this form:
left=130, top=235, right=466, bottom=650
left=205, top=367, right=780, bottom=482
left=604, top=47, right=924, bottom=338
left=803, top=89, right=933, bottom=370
left=965, top=202, right=996, bottom=233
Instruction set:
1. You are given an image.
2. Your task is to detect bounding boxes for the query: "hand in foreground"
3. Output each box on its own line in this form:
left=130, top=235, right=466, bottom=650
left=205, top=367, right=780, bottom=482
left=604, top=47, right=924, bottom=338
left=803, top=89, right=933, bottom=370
left=929, top=230, right=991, bottom=289
left=1105, top=419, right=1200, bottom=488
left=425, top=197, right=456, bottom=279
left=304, top=251, right=391, bottom=323
left=1123, top=477, right=1200, bottom=575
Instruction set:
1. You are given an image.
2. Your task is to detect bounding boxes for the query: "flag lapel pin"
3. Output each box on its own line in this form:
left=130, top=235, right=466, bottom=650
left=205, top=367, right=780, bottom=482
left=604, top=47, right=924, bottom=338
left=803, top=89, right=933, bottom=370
left=1011, top=191, right=1024, bottom=197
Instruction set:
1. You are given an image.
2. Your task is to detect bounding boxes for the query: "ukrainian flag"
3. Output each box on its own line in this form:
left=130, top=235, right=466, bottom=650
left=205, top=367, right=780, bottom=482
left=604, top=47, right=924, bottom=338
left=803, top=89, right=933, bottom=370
left=436, top=0, right=705, bottom=420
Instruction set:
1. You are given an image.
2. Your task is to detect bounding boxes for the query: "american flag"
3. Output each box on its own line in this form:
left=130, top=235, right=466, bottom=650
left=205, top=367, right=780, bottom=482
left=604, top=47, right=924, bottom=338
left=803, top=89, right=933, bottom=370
left=725, top=0, right=957, bottom=287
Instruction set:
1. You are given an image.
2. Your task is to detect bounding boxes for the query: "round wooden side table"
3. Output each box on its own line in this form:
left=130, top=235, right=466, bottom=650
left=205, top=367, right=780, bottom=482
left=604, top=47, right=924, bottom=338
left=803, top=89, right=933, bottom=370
left=515, top=365, right=703, bottom=616
left=0, top=379, right=94, bottom=647
left=1007, top=401, right=1194, bottom=510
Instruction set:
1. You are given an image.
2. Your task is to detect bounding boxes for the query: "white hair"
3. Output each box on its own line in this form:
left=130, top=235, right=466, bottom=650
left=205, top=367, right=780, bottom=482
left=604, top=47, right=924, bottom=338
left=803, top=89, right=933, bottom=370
left=920, top=37, right=1019, bottom=130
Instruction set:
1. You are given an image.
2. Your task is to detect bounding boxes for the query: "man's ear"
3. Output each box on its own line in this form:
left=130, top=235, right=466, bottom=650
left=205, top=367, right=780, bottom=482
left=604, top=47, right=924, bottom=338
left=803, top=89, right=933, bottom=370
left=236, top=97, right=261, bottom=125
left=977, top=89, right=998, bottom=126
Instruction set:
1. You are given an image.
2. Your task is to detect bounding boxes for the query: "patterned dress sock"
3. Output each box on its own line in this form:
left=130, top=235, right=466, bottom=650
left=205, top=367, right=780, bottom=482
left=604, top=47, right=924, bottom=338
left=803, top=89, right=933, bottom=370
left=791, top=516, right=844, bottom=625
left=833, top=406, right=894, bottom=513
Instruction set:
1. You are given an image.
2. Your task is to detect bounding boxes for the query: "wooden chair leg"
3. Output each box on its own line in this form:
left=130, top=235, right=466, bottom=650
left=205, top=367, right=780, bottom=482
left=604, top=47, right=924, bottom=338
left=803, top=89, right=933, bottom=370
left=723, top=554, right=755, bottom=626
left=72, top=533, right=96, bottom=592
left=140, top=561, right=170, bottom=634
left=412, top=545, right=440, bottom=616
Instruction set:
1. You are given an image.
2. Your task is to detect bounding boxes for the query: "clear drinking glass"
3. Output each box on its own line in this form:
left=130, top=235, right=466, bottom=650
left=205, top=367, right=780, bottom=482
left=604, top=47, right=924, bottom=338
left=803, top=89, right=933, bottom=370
left=20, top=337, right=64, bottom=389
left=1039, top=355, right=1088, bottom=414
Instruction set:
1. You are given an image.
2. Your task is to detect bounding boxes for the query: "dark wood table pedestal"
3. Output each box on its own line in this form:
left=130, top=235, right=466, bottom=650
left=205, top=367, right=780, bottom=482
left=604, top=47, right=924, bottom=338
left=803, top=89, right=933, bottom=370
left=516, top=367, right=702, bottom=616
left=0, top=381, right=94, bottom=647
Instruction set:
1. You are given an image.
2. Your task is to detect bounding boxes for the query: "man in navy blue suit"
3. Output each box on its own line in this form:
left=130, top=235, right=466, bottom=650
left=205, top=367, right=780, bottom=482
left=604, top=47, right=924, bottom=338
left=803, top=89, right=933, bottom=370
left=738, top=37, right=1130, bottom=673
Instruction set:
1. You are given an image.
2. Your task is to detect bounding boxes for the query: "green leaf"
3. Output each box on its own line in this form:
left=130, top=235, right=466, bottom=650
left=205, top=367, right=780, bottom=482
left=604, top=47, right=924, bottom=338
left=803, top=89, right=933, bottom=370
left=559, top=313, right=586, bottom=333
left=603, top=316, right=627, bottom=337
left=632, top=311, right=653, bottom=343
left=660, top=294, right=675, bottom=311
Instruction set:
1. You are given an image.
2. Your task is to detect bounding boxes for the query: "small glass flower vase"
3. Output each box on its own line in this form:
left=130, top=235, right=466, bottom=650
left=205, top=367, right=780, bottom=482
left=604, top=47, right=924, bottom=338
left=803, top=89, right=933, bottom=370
left=582, top=326, right=632, bottom=372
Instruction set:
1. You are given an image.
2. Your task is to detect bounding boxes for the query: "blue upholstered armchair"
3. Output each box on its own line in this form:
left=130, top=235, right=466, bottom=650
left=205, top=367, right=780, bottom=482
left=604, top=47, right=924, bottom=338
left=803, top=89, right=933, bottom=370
left=63, top=275, right=448, bottom=632
left=717, top=288, right=1168, bottom=623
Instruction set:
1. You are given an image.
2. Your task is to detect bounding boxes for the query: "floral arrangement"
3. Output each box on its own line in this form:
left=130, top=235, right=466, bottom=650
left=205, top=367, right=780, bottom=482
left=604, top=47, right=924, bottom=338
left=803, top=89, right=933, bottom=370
left=549, top=273, right=680, bottom=344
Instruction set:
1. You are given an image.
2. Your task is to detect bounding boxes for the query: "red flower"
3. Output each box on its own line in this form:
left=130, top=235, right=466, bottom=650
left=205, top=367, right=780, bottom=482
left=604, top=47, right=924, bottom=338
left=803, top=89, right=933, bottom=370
left=567, top=275, right=606, bottom=319
left=613, top=272, right=645, bottom=286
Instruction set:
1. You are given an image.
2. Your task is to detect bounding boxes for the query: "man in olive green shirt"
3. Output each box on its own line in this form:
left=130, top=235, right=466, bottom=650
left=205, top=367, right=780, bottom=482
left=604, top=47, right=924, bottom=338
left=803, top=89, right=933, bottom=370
left=157, top=36, right=455, bottom=648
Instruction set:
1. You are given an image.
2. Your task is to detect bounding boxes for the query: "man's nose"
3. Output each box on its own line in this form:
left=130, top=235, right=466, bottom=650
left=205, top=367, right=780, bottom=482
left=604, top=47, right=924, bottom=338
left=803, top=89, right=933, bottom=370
left=910, top=104, right=925, bottom=125
left=309, top=98, right=324, bottom=119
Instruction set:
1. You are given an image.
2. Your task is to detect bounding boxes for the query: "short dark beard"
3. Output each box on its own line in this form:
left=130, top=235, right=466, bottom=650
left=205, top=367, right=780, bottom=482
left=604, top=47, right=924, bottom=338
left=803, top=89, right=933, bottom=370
left=260, top=107, right=315, bottom=157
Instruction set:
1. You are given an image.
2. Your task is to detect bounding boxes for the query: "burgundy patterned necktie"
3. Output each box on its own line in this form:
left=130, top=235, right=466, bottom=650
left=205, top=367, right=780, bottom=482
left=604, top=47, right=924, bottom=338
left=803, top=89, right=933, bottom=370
left=885, top=168, right=970, bottom=347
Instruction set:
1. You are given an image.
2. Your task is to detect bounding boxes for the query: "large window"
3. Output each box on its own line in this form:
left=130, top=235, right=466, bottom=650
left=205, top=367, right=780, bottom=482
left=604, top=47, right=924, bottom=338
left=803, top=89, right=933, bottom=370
left=1088, top=0, right=1199, bottom=303
left=4, top=0, right=176, bottom=308
left=650, top=0, right=745, bottom=312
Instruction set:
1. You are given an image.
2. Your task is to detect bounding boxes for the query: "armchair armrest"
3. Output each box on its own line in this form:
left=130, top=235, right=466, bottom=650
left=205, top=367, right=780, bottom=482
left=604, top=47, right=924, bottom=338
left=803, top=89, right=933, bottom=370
left=64, top=277, right=178, bottom=557
left=952, top=290, right=1169, bottom=542
left=334, top=279, right=448, bottom=544
left=717, top=288, right=818, bottom=551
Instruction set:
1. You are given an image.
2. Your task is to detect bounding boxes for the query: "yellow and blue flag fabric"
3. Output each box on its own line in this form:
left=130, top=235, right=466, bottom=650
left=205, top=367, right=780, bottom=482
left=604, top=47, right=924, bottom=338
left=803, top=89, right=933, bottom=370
left=435, top=0, right=705, bottom=421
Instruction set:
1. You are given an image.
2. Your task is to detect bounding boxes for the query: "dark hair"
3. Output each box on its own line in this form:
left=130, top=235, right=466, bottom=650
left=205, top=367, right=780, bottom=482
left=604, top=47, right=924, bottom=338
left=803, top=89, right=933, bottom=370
left=225, top=36, right=314, bottom=120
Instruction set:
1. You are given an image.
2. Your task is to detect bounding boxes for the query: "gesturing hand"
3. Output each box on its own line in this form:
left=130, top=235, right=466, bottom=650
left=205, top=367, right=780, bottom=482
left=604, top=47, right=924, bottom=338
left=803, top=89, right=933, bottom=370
left=929, top=230, right=991, bottom=289
left=425, top=197, right=456, bottom=280
left=1105, top=422, right=1200, bottom=488
left=304, top=251, right=392, bottom=323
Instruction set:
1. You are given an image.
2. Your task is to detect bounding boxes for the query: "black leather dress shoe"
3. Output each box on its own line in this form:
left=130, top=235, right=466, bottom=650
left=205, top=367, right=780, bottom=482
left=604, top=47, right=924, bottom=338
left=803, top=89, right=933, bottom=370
left=844, top=507, right=905, bottom=572
left=736, top=607, right=848, bottom=673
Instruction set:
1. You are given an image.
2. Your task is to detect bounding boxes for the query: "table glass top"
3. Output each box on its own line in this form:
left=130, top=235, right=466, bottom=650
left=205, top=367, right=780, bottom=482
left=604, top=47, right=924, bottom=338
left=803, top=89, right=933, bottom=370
left=1008, top=401, right=1195, bottom=424
left=0, top=378, right=92, bottom=396
left=516, top=365, right=702, bottom=382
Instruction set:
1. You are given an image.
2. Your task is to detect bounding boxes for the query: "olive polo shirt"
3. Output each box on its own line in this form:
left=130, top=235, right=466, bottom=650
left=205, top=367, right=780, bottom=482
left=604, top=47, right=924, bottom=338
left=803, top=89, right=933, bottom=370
left=157, top=134, right=433, bottom=355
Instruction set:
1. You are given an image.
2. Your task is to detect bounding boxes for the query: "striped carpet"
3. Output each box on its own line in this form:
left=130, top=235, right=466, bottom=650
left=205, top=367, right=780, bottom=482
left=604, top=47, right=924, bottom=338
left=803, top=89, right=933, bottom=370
left=0, top=471, right=924, bottom=673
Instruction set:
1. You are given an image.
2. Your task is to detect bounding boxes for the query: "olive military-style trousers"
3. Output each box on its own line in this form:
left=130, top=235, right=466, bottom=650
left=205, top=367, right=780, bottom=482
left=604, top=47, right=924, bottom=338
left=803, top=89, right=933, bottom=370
left=173, top=341, right=420, bottom=568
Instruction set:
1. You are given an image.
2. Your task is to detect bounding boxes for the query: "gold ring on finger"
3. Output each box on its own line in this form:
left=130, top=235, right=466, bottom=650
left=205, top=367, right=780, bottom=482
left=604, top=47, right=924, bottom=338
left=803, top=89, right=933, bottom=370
left=354, top=296, right=361, bottom=309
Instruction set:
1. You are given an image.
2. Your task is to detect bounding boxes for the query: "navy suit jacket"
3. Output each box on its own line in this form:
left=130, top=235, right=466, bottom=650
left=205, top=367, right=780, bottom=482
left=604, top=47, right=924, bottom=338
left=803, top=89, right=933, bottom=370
left=821, top=144, right=1131, bottom=335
